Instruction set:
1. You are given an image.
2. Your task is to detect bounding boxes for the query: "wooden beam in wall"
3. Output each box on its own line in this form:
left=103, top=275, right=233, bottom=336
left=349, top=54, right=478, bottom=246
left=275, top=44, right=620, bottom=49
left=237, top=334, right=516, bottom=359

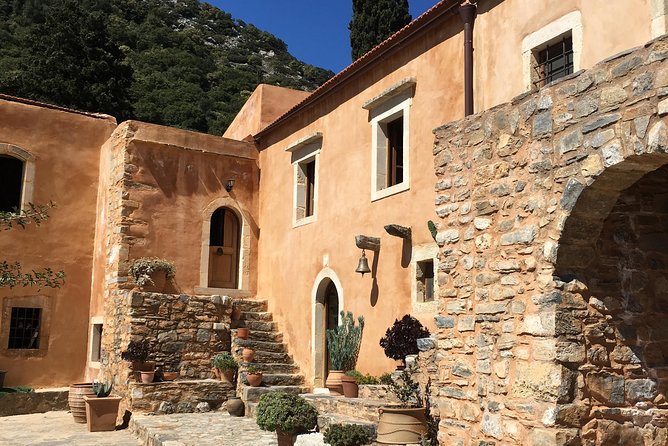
left=355, top=235, right=380, bottom=251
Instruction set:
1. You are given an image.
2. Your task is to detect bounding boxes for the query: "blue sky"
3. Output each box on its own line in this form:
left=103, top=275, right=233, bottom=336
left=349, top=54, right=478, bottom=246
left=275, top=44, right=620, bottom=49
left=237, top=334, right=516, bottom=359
left=207, top=1, right=438, bottom=74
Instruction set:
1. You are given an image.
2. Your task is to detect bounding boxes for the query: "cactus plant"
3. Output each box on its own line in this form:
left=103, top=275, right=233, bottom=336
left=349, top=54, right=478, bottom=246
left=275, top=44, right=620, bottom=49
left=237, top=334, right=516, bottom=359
left=326, top=311, right=365, bottom=371
left=92, top=381, right=113, bottom=397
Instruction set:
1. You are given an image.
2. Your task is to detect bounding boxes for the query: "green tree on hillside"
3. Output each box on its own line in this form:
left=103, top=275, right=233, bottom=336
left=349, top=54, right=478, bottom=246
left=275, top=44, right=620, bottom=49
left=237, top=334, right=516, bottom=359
left=349, top=0, right=412, bottom=60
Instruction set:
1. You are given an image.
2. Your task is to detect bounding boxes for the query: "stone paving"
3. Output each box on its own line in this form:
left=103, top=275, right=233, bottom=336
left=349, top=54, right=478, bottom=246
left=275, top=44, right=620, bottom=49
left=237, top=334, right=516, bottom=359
left=0, top=411, right=139, bottom=445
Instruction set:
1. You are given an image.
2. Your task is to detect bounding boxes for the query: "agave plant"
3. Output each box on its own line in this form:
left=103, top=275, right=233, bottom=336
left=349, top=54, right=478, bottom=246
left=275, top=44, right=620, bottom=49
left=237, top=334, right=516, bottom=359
left=92, top=381, right=113, bottom=397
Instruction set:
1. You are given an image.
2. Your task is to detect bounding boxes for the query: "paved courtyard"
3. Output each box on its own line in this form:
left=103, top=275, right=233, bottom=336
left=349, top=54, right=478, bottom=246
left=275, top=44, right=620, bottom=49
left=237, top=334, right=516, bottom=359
left=0, top=411, right=326, bottom=446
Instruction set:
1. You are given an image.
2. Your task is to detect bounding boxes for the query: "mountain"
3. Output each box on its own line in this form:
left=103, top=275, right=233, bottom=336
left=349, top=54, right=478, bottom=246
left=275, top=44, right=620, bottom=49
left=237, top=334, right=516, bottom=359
left=0, top=0, right=334, bottom=135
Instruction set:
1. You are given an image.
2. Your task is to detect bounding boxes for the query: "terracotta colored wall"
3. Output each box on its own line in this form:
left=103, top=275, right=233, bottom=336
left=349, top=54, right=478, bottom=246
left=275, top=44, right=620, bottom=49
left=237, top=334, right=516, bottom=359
left=254, top=1, right=656, bottom=386
left=0, top=97, right=116, bottom=387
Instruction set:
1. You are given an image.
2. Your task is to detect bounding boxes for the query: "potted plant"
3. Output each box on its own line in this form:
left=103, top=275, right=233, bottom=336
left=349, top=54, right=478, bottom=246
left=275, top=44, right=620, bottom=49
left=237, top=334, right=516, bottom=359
left=256, top=391, right=318, bottom=446
left=128, top=257, right=175, bottom=292
left=242, top=347, right=255, bottom=362
left=83, top=382, right=121, bottom=432
left=326, top=311, right=364, bottom=395
left=212, top=353, right=238, bottom=383
left=246, top=364, right=263, bottom=387
left=341, top=370, right=360, bottom=398
left=236, top=327, right=249, bottom=339
left=376, top=365, right=427, bottom=445
left=379, top=315, right=430, bottom=368
left=121, top=339, right=155, bottom=382
left=323, top=423, right=371, bottom=446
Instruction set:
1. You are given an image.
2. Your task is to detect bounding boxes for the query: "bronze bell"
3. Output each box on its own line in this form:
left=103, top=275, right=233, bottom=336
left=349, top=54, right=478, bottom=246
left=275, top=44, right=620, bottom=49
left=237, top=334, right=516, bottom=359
left=355, top=250, right=371, bottom=276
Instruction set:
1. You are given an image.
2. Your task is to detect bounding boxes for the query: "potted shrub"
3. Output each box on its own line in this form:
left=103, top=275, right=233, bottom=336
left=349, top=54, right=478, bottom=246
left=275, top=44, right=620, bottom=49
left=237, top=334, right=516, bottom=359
left=246, top=364, right=263, bottom=387
left=323, top=423, right=371, bottom=446
left=341, top=370, right=360, bottom=398
left=379, top=315, right=430, bottom=368
left=83, top=382, right=121, bottom=432
left=256, top=391, right=318, bottom=446
left=128, top=257, right=175, bottom=292
left=121, top=339, right=155, bottom=382
left=376, top=366, right=427, bottom=445
left=212, top=353, right=238, bottom=383
left=326, top=311, right=364, bottom=395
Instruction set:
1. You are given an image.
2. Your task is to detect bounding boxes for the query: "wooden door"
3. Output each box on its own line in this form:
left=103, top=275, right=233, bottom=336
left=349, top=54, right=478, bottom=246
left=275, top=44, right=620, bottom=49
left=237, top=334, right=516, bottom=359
left=324, top=282, right=339, bottom=376
left=208, top=208, right=239, bottom=288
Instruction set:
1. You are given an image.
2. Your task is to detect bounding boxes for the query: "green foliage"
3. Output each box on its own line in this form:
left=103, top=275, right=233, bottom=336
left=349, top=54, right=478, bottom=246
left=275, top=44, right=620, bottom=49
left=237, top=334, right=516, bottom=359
left=379, top=373, right=394, bottom=385
left=121, top=339, right=150, bottom=362
left=0, top=0, right=333, bottom=134
left=386, top=365, right=424, bottom=408
left=344, top=370, right=379, bottom=385
left=326, top=311, right=365, bottom=371
left=256, top=392, right=318, bottom=435
left=92, top=381, right=113, bottom=397
left=212, top=353, right=238, bottom=371
left=246, top=364, right=260, bottom=374
left=323, top=423, right=371, bottom=446
left=427, top=220, right=437, bottom=242
left=0, top=202, right=65, bottom=289
left=349, top=0, right=411, bottom=60
left=128, top=257, right=175, bottom=287
left=379, top=314, right=430, bottom=364
left=0, top=386, right=33, bottom=397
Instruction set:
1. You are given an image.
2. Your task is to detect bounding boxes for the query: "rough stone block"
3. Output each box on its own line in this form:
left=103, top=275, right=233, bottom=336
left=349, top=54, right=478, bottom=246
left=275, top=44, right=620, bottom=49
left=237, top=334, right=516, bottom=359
left=587, top=371, right=625, bottom=405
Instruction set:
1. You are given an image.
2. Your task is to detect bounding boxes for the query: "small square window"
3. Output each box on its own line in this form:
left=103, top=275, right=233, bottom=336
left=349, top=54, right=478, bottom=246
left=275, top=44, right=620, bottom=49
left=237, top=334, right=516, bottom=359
left=416, top=260, right=435, bottom=303
left=532, top=35, right=573, bottom=87
left=8, top=307, right=41, bottom=349
left=91, top=323, right=103, bottom=362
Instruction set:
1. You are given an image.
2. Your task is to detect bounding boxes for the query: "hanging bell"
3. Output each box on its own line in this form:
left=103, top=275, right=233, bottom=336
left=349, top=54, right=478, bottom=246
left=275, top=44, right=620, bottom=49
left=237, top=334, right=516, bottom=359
left=355, top=250, right=371, bottom=276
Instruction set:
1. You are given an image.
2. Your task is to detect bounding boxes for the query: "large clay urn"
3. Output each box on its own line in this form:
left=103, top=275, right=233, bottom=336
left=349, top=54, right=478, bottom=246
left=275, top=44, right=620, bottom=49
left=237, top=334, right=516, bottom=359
left=376, top=406, right=427, bottom=444
left=227, top=397, right=245, bottom=417
left=69, top=383, right=95, bottom=423
left=242, top=348, right=256, bottom=362
left=325, top=370, right=344, bottom=395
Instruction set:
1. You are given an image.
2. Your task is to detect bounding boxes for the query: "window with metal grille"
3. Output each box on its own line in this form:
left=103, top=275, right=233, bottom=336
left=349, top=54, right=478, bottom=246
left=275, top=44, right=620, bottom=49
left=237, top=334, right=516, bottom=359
left=8, top=307, right=41, bottom=349
left=534, top=36, right=573, bottom=87
left=0, top=155, right=24, bottom=212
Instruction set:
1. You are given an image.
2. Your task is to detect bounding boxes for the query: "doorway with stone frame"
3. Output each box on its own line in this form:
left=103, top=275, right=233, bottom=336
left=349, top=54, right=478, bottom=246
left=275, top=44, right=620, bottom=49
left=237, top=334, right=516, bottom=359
left=312, top=275, right=342, bottom=388
left=208, top=207, right=240, bottom=289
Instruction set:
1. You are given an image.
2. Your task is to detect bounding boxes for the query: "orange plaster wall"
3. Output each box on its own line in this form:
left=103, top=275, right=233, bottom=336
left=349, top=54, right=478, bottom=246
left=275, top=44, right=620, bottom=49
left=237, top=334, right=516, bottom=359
left=119, top=122, right=260, bottom=295
left=0, top=98, right=116, bottom=387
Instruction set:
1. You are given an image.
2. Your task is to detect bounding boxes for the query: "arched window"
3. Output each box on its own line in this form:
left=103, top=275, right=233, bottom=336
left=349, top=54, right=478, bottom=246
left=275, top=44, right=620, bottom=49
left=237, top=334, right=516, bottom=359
left=0, top=155, right=24, bottom=212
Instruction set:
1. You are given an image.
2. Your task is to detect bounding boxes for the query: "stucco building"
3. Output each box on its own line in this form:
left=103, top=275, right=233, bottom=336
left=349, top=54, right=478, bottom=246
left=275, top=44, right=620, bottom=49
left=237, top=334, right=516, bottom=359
left=1, top=0, right=667, bottom=444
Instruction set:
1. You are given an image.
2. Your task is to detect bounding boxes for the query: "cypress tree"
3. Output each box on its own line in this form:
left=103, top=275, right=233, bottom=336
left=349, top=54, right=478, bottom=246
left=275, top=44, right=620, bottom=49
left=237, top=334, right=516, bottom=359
left=349, top=0, right=412, bottom=61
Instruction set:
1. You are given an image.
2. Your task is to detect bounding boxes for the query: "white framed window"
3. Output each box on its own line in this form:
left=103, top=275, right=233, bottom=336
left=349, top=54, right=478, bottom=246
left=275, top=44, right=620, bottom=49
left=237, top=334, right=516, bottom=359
left=367, top=83, right=413, bottom=201
left=522, top=11, right=582, bottom=91
left=0, top=143, right=35, bottom=213
left=286, top=133, right=322, bottom=227
left=411, top=244, right=439, bottom=314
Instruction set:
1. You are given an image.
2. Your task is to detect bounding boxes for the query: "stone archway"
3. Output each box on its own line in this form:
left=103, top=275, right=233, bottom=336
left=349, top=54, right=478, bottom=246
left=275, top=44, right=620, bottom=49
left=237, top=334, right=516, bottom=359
left=554, top=157, right=668, bottom=445
left=311, top=268, right=344, bottom=388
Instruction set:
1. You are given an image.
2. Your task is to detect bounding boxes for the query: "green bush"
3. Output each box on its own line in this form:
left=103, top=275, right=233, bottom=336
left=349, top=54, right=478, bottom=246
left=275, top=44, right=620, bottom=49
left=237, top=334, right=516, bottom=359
left=323, top=424, right=370, bottom=446
left=379, top=373, right=394, bottom=385
left=326, top=311, right=364, bottom=371
left=212, top=353, right=237, bottom=371
left=256, top=392, right=318, bottom=435
left=344, top=370, right=379, bottom=385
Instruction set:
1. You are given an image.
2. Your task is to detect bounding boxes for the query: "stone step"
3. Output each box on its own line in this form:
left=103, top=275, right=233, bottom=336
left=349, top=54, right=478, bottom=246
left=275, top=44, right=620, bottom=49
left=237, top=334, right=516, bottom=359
left=301, top=394, right=387, bottom=423
left=253, top=350, right=292, bottom=363
left=245, top=320, right=278, bottom=332
left=242, top=385, right=310, bottom=403
left=233, top=299, right=267, bottom=312
left=317, top=413, right=377, bottom=440
left=240, top=362, right=298, bottom=374
left=240, top=311, right=273, bottom=321
left=247, top=330, right=283, bottom=342
left=239, top=373, right=304, bottom=387
left=235, top=338, right=286, bottom=353
left=0, top=387, right=69, bottom=417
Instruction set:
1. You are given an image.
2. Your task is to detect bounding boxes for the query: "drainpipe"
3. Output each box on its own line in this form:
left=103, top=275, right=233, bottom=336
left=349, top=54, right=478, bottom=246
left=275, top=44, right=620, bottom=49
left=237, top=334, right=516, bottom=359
left=459, top=1, right=477, bottom=116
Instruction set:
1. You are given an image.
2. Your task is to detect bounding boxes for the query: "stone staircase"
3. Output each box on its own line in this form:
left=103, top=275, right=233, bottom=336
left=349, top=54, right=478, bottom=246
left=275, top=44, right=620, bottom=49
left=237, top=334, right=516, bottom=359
left=231, top=298, right=309, bottom=414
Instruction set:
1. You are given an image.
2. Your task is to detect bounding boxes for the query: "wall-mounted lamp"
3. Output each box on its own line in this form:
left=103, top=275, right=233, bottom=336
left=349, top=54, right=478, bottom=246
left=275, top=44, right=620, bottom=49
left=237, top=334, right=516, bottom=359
left=225, top=178, right=235, bottom=193
left=355, top=249, right=371, bottom=276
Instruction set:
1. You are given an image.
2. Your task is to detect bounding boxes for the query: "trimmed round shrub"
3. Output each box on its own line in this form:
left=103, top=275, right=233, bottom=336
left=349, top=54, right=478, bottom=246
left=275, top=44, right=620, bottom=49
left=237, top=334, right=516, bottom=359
left=256, top=392, right=318, bottom=434
left=379, top=314, right=430, bottom=363
left=323, top=423, right=371, bottom=446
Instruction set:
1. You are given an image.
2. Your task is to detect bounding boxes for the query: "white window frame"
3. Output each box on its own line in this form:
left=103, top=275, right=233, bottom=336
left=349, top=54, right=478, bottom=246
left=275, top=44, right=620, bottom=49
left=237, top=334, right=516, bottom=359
left=369, top=91, right=412, bottom=201
left=522, top=11, right=582, bottom=91
left=286, top=133, right=322, bottom=227
left=88, top=316, right=104, bottom=368
left=411, top=244, right=439, bottom=314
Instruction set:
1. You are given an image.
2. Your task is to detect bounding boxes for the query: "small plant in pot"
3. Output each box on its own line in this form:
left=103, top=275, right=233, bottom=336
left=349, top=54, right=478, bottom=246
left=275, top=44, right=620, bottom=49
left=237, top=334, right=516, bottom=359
left=212, top=353, right=238, bottom=383
left=245, top=364, right=263, bottom=387
left=323, top=423, right=371, bottom=446
left=326, top=311, right=364, bottom=395
left=83, top=382, right=121, bottom=432
left=376, top=365, right=427, bottom=445
left=379, top=315, right=430, bottom=368
left=121, top=339, right=155, bottom=382
left=128, top=257, right=175, bottom=292
left=256, top=391, right=318, bottom=446
left=342, top=370, right=360, bottom=398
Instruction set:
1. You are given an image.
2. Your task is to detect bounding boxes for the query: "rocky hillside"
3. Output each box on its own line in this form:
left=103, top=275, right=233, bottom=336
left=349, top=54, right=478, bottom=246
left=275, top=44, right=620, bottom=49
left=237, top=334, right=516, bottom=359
left=0, top=0, right=333, bottom=135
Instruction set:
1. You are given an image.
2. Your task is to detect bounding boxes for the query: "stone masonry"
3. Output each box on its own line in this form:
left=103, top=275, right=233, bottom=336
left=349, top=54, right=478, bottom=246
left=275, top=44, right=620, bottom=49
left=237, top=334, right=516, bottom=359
left=420, top=36, right=668, bottom=445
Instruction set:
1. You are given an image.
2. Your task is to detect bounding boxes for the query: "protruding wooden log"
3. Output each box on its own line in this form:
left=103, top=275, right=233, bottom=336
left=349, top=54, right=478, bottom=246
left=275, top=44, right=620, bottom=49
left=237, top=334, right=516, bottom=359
left=384, top=224, right=411, bottom=239
left=355, top=235, right=380, bottom=251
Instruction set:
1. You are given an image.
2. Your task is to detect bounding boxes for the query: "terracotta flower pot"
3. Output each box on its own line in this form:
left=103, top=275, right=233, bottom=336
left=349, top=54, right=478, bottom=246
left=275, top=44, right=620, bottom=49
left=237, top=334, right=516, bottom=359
left=242, top=348, right=255, bottom=362
left=247, top=372, right=263, bottom=387
left=376, top=406, right=427, bottom=444
left=130, top=361, right=156, bottom=382
left=221, top=369, right=236, bottom=383
left=162, top=372, right=178, bottom=381
left=140, top=371, right=155, bottom=384
left=341, top=375, right=359, bottom=398
left=276, top=430, right=297, bottom=446
left=236, top=327, right=249, bottom=339
left=227, top=397, right=245, bottom=417
left=84, top=396, right=121, bottom=432
left=325, top=370, right=344, bottom=395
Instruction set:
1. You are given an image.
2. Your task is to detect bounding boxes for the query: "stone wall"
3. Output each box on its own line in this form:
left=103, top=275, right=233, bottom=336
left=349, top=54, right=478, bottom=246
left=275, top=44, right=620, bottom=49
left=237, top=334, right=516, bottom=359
left=422, top=36, right=668, bottom=445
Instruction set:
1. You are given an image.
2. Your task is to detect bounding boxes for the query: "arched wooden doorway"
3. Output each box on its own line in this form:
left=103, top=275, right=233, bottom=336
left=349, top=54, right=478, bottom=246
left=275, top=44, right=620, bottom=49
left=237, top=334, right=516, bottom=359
left=313, top=275, right=342, bottom=388
left=208, top=207, right=240, bottom=289
left=324, top=281, right=339, bottom=378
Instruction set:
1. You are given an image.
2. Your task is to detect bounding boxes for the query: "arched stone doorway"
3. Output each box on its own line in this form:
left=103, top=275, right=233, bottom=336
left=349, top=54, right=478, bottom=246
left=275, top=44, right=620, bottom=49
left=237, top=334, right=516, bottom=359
left=555, top=156, right=668, bottom=444
left=312, top=269, right=344, bottom=388
left=208, top=207, right=240, bottom=289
